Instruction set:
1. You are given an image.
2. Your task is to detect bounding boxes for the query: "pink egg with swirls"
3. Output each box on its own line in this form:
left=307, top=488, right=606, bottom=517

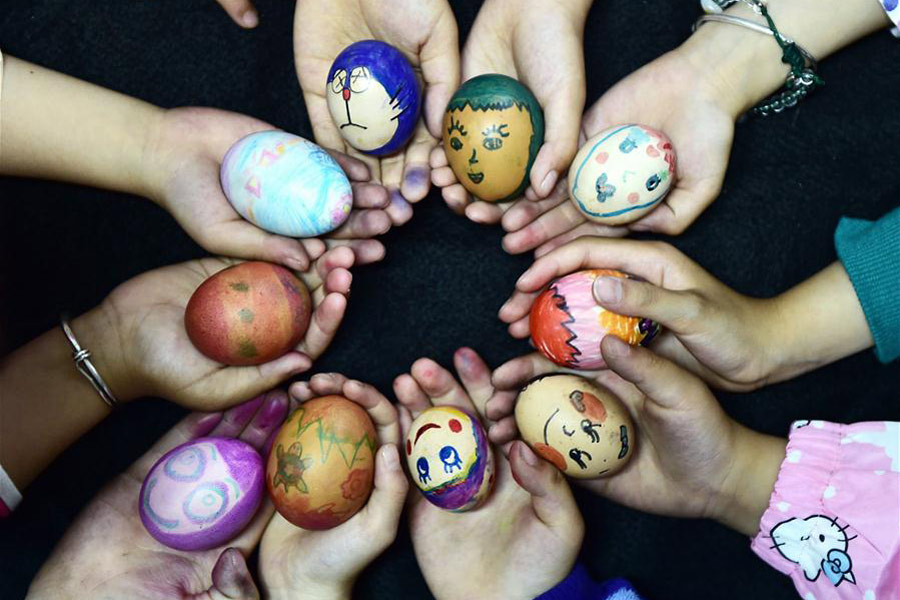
left=139, top=437, right=264, bottom=551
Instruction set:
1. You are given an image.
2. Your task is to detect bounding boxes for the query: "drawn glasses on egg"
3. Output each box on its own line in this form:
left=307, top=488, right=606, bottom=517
left=330, top=67, right=373, bottom=95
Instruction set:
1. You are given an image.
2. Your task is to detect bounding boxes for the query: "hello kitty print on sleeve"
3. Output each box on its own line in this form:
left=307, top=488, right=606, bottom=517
left=751, top=421, right=900, bottom=599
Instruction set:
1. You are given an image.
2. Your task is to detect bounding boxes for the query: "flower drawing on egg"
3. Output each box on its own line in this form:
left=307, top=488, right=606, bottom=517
left=595, top=173, right=616, bottom=203
left=406, top=406, right=495, bottom=511
left=443, top=74, right=545, bottom=203
left=272, top=442, right=312, bottom=494
left=326, top=40, right=421, bottom=156
left=340, top=468, right=371, bottom=501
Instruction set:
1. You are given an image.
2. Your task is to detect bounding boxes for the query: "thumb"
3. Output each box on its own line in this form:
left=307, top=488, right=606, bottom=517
left=208, top=547, right=259, bottom=600
left=529, top=93, right=583, bottom=199
left=214, top=0, right=259, bottom=28
left=592, top=274, right=703, bottom=335
left=600, top=335, right=709, bottom=411
left=509, top=441, right=583, bottom=537
left=360, top=444, right=409, bottom=547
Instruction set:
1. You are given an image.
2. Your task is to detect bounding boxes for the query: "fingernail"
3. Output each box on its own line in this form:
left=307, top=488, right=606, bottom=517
left=519, top=442, right=539, bottom=467
left=604, top=335, right=631, bottom=358
left=540, top=171, right=558, bottom=196
left=382, top=444, right=401, bottom=471
left=259, top=393, right=286, bottom=427
left=241, top=9, right=258, bottom=27
left=594, top=276, right=623, bottom=304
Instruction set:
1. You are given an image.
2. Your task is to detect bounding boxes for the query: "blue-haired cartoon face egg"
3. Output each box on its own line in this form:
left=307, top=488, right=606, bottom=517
left=326, top=40, right=421, bottom=156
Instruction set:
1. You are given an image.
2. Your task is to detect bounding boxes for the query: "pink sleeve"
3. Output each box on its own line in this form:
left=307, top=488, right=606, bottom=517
left=751, top=421, right=900, bottom=599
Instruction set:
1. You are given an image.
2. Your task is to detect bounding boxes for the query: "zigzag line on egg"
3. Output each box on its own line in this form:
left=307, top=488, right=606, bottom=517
left=550, top=282, right=581, bottom=367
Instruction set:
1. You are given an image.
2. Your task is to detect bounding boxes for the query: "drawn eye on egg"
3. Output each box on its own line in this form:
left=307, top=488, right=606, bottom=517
left=330, top=69, right=347, bottom=94
left=646, top=173, right=661, bottom=192
left=416, top=456, right=431, bottom=484
left=440, top=445, right=463, bottom=473
left=348, top=67, right=371, bottom=93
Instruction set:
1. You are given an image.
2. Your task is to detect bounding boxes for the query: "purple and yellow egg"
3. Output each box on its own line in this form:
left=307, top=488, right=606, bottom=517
left=405, top=406, right=494, bottom=511
left=139, top=437, right=264, bottom=551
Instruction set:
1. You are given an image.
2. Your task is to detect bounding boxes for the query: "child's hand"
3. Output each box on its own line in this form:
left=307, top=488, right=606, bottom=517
left=143, top=107, right=391, bottom=271
left=259, top=375, right=407, bottom=600
left=393, top=348, right=583, bottom=600
left=85, top=249, right=355, bottom=409
left=432, top=0, right=590, bottom=223
left=293, top=0, right=459, bottom=223
left=28, top=391, right=290, bottom=599
left=213, top=0, right=260, bottom=28
left=488, top=339, right=785, bottom=537
left=500, top=237, right=873, bottom=391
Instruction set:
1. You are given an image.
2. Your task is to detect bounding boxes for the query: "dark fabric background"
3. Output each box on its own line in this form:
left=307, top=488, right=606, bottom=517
left=1, top=1, right=899, bottom=598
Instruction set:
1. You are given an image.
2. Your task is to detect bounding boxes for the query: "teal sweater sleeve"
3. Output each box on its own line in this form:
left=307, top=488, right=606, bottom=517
left=834, top=207, right=900, bottom=363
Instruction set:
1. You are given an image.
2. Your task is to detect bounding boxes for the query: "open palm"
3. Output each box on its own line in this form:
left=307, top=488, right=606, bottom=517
left=394, top=348, right=583, bottom=600
left=28, top=392, right=290, bottom=600
left=293, top=0, right=459, bottom=224
left=99, top=251, right=355, bottom=409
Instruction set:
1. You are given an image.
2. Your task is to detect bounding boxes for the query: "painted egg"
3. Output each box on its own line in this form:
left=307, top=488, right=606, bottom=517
left=530, top=269, right=660, bottom=370
left=139, top=437, right=264, bottom=551
left=568, top=124, right=676, bottom=225
left=405, top=406, right=495, bottom=511
left=326, top=40, right=421, bottom=156
left=220, top=130, right=352, bottom=237
left=443, top=74, right=544, bottom=203
left=267, top=396, right=376, bottom=530
left=515, top=374, right=634, bottom=479
left=185, top=261, right=311, bottom=366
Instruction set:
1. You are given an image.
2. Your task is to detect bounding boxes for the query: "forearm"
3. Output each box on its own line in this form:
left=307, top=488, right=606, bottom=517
left=770, top=261, right=873, bottom=381
left=681, top=0, right=892, bottom=118
left=0, top=307, right=132, bottom=491
left=0, top=55, right=162, bottom=199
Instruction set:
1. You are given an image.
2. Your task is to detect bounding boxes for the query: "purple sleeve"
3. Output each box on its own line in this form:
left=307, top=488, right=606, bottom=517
left=535, top=564, right=645, bottom=600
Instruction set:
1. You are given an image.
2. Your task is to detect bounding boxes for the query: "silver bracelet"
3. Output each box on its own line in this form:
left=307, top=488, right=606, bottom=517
left=60, top=316, right=119, bottom=410
left=692, top=14, right=818, bottom=71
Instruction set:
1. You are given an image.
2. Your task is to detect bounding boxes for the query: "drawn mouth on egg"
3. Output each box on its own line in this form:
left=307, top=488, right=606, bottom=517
left=467, top=172, right=484, bottom=185
left=340, top=100, right=368, bottom=130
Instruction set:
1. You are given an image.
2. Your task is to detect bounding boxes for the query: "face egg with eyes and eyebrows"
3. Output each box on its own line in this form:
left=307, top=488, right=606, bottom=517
left=515, top=374, right=634, bottom=479
left=326, top=40, right=421, bottom=156
left=443, top=74, right=544, bottom=203
left=405, top=406, right=495, bottom=511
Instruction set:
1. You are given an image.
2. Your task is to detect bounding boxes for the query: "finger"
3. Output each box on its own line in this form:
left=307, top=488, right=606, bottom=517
left=288, top=380, right=314, bottom=402
left=189, top=353, right=310, bottom=409
left=392, top=373, right=433, bottom=416
left=379, top=153, right=407, bottom=204
left=410, top=358, right=477, bottom=413
left=500, top=183, right=568, bottom=232
left=326, top=149, right=371, bottom=182
left=491, top=353, right=559, bottom=391
left=325, top=238, right=386, bottom=265
left=215, top=0, right=258, bottom=28
left=208, top=548, right=260, bottom=600
left=398, top=404, right=414, bottom=441
left=488, top=415, right=519, bottom=446
left=208, top=395, right=266, bottom=438
left=452, top=347, right=494, bottom=420
left=306, top=372, right=349, bottom=396
left=592, top=275, right=704, bottom=334
left=315, top=245, right=355, bottom=278
left=499, top=200, right=589, bottom=256
left=350, top=181, right=390, bottom=209
left=202, top=220, right=312, bottom=271
left=528, top=90, right=584, bottom=200
left=498, top=289, right=541, bottom=326
left=358, top=444, right=408, bottom=547
left=441, top=184, right=472, bottom=216
left=299, top=238, right=327, bottom=262
left=344, top=379, right=401, bottom=445
left=533, top=221, right=628, bottom=258
left=400, top=126, right=435, bottom=203
left=297, top=292, right=347, bottom=359
left=465, top=201, right=506, bottom=225
left=431, top=165, right=458, bottom=187
left=485, top=388, right=517, bottom=423
left=419, top=8, right=461, bottom=137
left=323, top=266, right=353, bottom=296
left=515, top=238, right=674, bottom=293
left=130, top=412, right=225, bottom=477
left=628, top=183, right=718, bottom=235
left=327, top=209, right=391, bottom=239
left=507, top=315, right=531, bottom=339
left=600, top=336, right=708, bottom=411
left=237, top=389, right=290, bottom=454
left=508, top=441, right=584, bottom=535
left=384, top=189, right=415, bottom=227
left=429, top=144, right=449, bottom=169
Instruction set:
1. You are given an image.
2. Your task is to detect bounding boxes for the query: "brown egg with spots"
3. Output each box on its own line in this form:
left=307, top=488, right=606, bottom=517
left=184, top=261, right=311, bottom=366
left=266, top=396, right=377, bottom=530
left=515, top=374, right=634, bottom=479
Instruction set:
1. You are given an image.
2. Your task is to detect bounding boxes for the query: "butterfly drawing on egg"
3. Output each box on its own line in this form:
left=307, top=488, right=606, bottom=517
left=595, top=173, right=617, bottom=203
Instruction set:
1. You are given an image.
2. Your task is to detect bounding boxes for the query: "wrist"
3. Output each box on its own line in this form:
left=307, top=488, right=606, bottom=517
left=710, top=425, right=786, bottom=536
left=71, top=306, right=141, bottom=403
left=266, top=579, right=352, bottom=600
left=136, top=106, right=171, bottom=206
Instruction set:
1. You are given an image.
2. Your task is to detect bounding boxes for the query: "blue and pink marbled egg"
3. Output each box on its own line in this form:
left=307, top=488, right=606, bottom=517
left=221, top=131, right=352, bottom=238
left=139, top=437, right=264, bottom=551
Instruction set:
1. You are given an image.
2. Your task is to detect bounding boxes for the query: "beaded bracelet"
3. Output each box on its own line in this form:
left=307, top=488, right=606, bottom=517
left=694, top=0, right=824, bottom=118
left=61, top=316, right=119, bottom=410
